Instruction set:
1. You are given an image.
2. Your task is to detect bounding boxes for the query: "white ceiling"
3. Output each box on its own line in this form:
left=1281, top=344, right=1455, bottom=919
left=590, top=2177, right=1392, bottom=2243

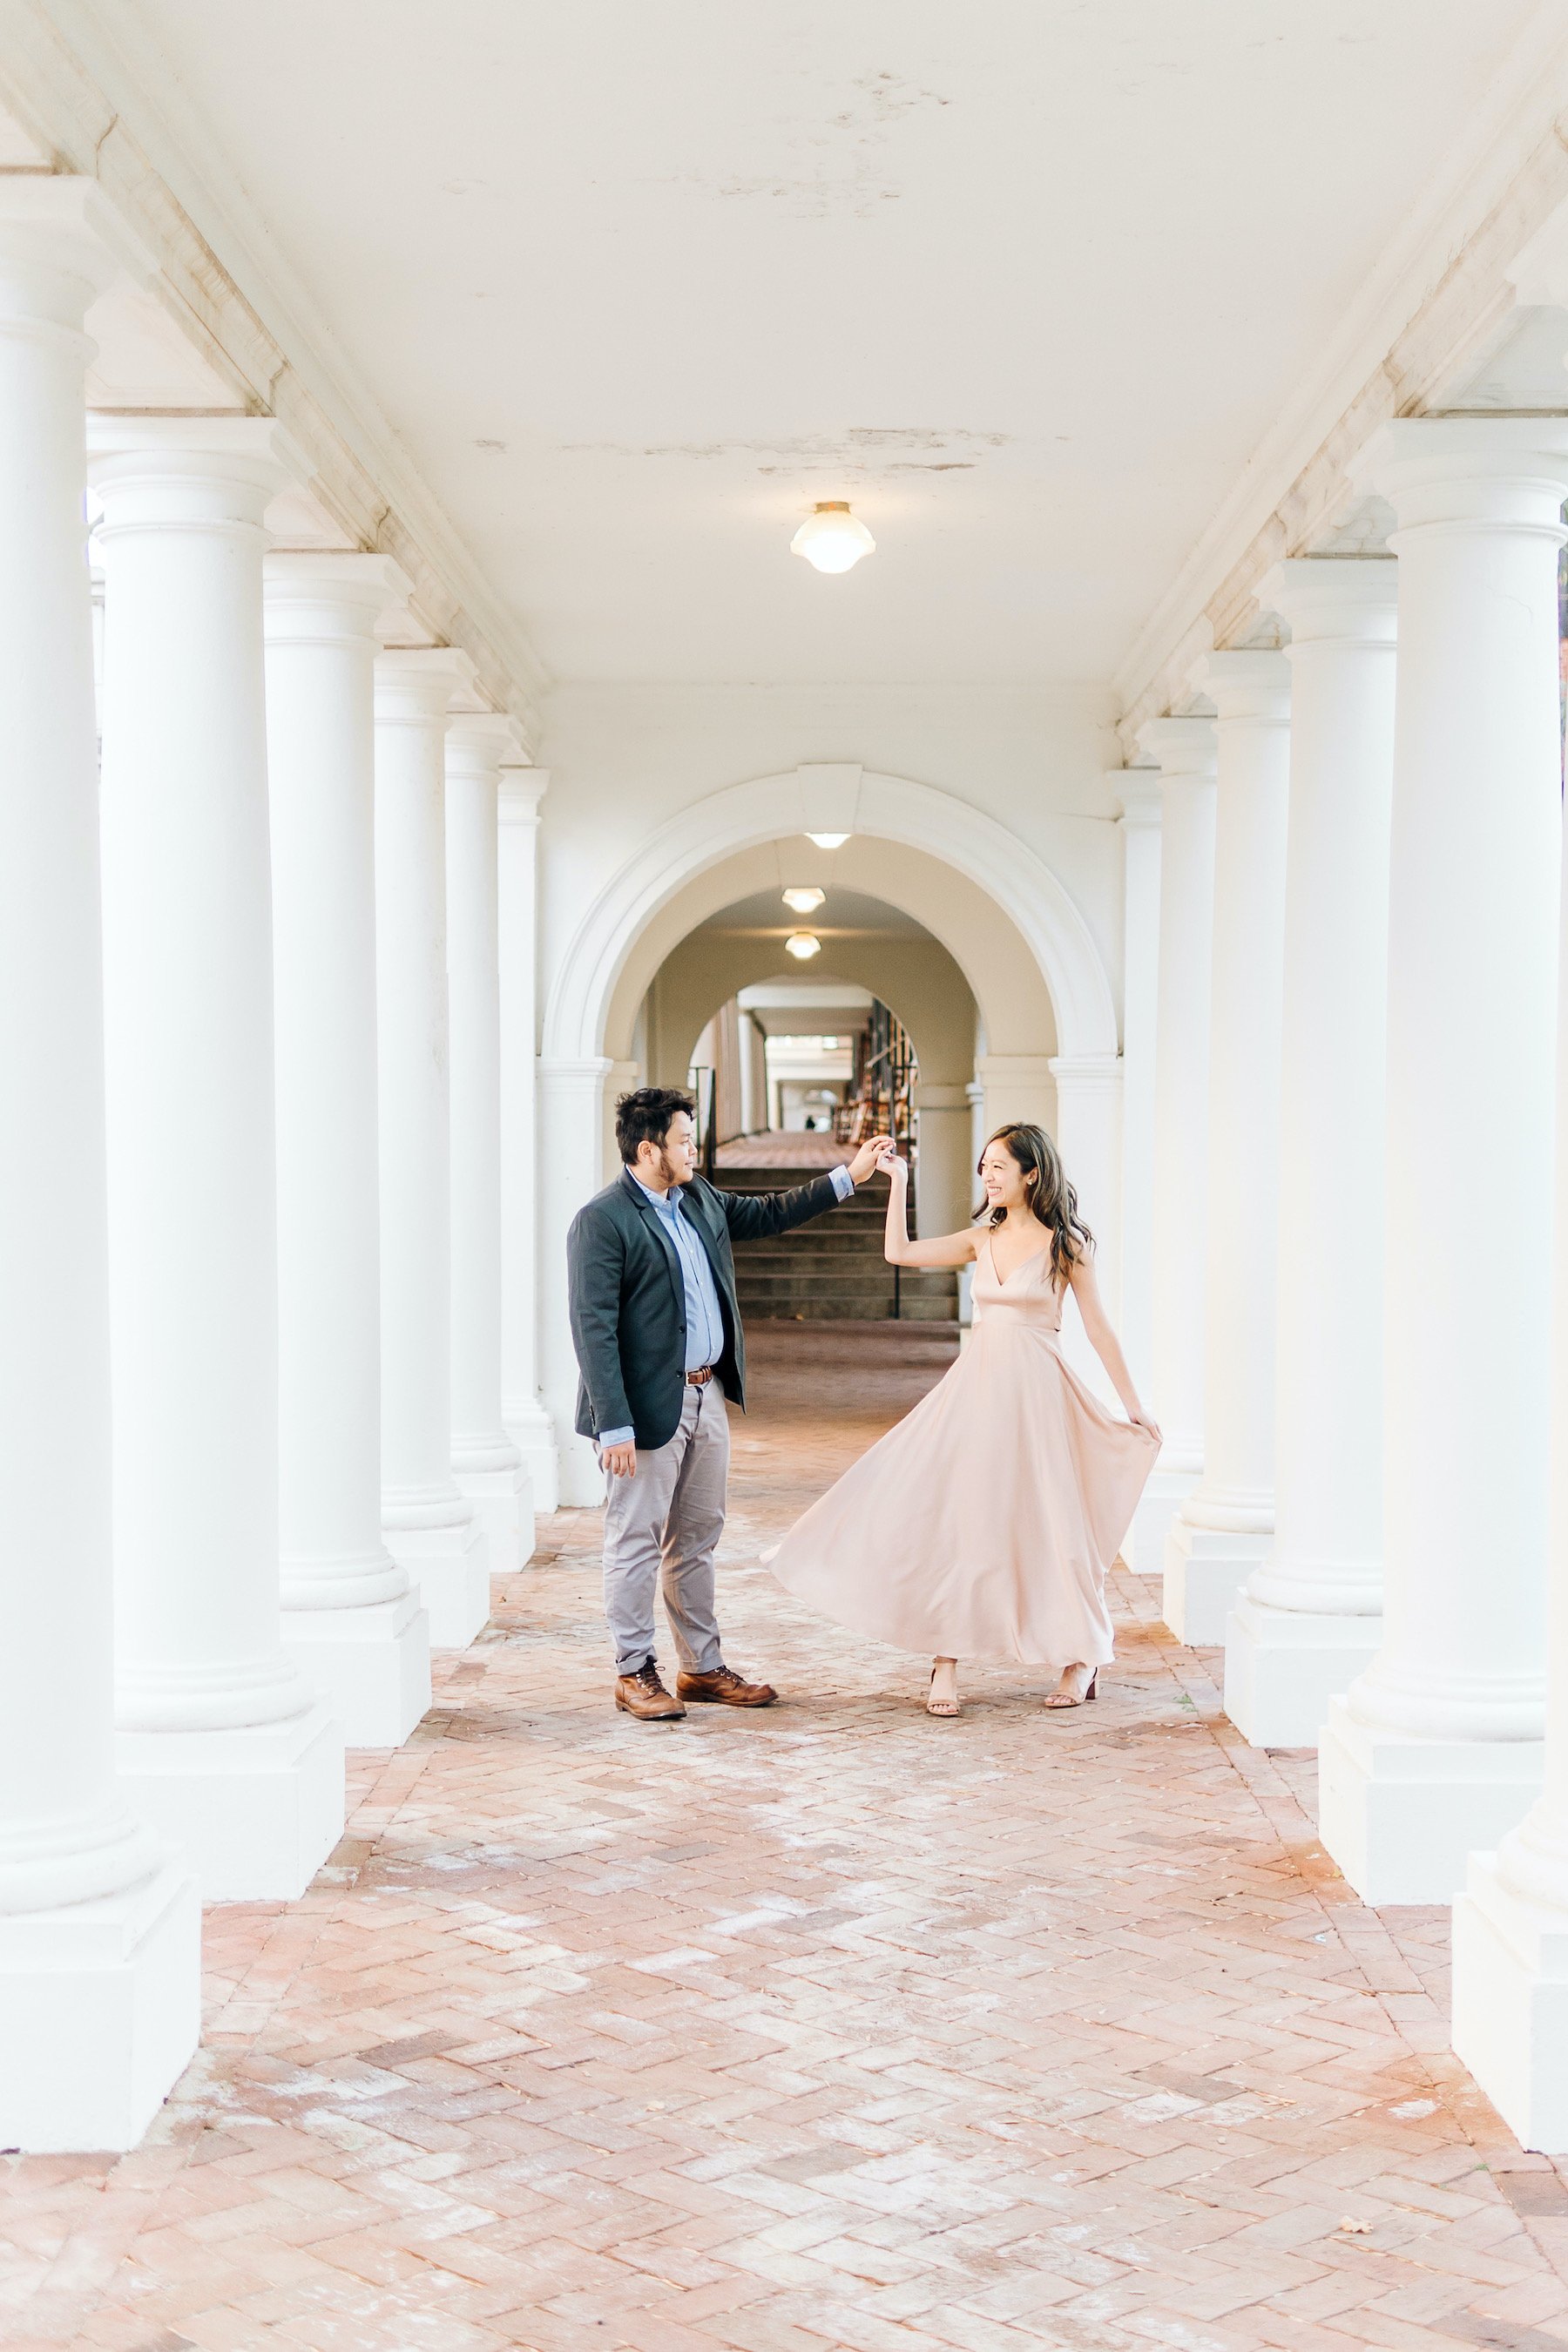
left=125, top=0, right=1543, bottom=685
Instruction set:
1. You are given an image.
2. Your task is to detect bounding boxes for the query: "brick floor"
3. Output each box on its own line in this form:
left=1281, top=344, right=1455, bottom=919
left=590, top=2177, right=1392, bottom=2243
left=4, top=1321, right=1567, bottom=2352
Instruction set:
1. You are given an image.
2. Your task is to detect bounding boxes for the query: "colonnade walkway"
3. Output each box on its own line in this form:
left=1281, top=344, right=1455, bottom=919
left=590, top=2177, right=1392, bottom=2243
left=8, top=1327, right=1568, bottom=2352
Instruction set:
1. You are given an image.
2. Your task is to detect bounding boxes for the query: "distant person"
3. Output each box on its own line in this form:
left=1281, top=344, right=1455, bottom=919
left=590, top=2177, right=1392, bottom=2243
left=765, top=1124, right=1159, bottom=1717
left=567, top=1087, right=889, bottom=1720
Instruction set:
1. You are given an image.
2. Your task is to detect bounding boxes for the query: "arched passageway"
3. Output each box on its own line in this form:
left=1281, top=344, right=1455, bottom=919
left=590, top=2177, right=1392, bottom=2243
left=535, top=771, right=1121, bottom=1501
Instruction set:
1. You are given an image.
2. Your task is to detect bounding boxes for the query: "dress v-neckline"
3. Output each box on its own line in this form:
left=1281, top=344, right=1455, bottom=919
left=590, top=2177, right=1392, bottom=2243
left=985, top=1233, right=1052, bottom=1288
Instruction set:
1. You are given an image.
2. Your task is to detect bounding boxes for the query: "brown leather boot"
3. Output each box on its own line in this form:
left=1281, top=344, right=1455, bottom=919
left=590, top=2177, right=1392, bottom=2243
left=677, top=1664, right=778, bottom=1707
left=615, top=1662, right=686, bottom=1720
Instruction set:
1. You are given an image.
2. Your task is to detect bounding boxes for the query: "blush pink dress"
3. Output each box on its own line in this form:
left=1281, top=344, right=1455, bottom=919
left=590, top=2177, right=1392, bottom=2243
left=764, top=1235, right=1159, bottom=1666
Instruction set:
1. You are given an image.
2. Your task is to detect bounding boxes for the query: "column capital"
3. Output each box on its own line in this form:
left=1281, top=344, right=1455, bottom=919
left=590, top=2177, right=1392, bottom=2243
left=977, top=1052, right=1058, bottom=1087
left=498, top=766, right=550, bottom=824
left=374, top=645, right=477, bottom=726
left=1349, top=416, right=1568, bottom=534
left=1256, top=556, right=1397, bottom=649
left=538, top=1056, right=612, bottom=1099
left=87, top=414, right=310, bottom=517
left=445, top=710, right=529, bottom=781
left=263, top=551, right=412, bottom=642
left=1136, top=714, right=1217, bottom=781
left=0, top=175, right=152, bottom=328
left=1108, top=771, right=1162, bottom=828
left=1049, top=1053, right=1123, bottom=1098
left=1189, top=648, right=1291, bottom=726
left=912, top=1083, right=971, bottom=1112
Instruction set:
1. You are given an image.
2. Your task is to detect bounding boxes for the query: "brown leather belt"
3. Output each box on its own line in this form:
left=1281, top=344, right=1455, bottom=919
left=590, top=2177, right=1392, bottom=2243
left=686, top=1365, right=715, bottom=1387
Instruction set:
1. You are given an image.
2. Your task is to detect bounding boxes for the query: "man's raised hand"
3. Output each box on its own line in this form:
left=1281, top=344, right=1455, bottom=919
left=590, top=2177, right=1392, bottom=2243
left=846, top=1134, right=894, bottom=1186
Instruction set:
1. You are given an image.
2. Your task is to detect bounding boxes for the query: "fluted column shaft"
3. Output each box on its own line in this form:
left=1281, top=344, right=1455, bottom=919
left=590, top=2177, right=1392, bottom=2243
left=265, top=555, right=430, bottom=1743
left=1225, top=561, right=1396, bottom=1746
left=0, top=178, right=198, bottom=2153
left=375, top=652, right=490, bottom=1646
left=1129, top=717, right=1216, bottom=1572
left=446, top=715, right=530, bottom=1574
left=1166, top=654, right=1291, bottom=1641
left=91, top=415, right=343, bottom=1896
left=497, top=768, right=557, bottom=1511
left=1321, top=419, right=1568, bottom=1903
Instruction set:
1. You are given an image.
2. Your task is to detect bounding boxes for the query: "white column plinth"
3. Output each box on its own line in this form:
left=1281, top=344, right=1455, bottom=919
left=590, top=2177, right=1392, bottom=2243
left=375, top=652, right=490, bottom=1647
left=497, top=770, right=556, bottom=1516
left=0, top=178, right=199, bottom=2151
left=1132, top=720, right=1217, bottom=1577
left=1167, top=656, right=1291, bottom=1640
left=266, top=556, right=430, bottom=1747
left=1453, top=1862, right=1568, bottom=2153
left=538, top=1057, right=612, bottom=1506
left=1225, top=562, right=1396, bottom=1746
left=1321, top=420, right=1565, bottom=1903
left=92, top=415, right=345, bottom=1894
left=0, top=1861, right=199, bottom=2155
left=1112, top=775, right=1162, bottom=1403
left=448, top=717, right=531, bottom=1575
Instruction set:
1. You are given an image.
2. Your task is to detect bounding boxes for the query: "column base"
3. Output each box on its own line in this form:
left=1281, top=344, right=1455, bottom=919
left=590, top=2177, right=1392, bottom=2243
left=1317, top=1697, right=1543, bottom=1904
left=280, top=1587, right=430, bottom=1747
left=0, top=1858, right=200, bottom=2153
left=116, top=1703, right=346, bottom=1903
left=456, top=1457, right=532, bottom=1577
left=1223, top=1593, right=1382, bottom=1748
left=1453, top=1854, right=1568, bottom=2152
left=1163, top=1517, right=1268, bottom=1646
left=505, top=1400, right=559, bottom=1518
left=385, top=1516, right=490, bottom=1648
left=1129, top=1464, right=1196, bottom=1575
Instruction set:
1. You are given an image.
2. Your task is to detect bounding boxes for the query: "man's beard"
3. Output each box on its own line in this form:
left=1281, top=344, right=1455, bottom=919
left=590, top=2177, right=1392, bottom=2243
left=656, top=1145, right=686, bottom=1190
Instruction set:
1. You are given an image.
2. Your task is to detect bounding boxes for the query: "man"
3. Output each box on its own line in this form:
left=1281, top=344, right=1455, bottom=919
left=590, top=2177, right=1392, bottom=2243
left=568, top=1087, right=889, bottom=1720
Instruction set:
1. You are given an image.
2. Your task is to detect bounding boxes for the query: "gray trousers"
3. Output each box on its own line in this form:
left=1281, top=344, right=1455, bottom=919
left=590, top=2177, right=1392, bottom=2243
left=601, top=1378, right=729, bottom=1678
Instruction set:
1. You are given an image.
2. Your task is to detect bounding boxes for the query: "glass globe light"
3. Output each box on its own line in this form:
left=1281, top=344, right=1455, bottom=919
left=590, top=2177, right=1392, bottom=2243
left=790, top=502, right=875, bottom=575
left=782, top=886, right=826, bottom=914
left=784, top=930, right=822, bottom=961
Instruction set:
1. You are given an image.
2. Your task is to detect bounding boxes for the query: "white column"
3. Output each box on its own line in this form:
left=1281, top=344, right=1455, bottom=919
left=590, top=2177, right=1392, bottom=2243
left=1113, top=775, right=1161, bottom=1402
left=538, top=1056, right=613, bottom=1506
left=375, top=651, right=490, bottom=1647
left=1165, top=656, right=1291, bottom=1641
left=1050, top=1053, right=1125, bottom=1407
left=1319, top=420, right=1567, bottom=1903
left=91, top=416, right=344, bottom=1899
left=1129, top=718, right=1217, bottom=1574
left=447, top=714, right=530, bottom=1574
left=497, top=768, right=557, bottom=1511
left=913, top=1082, right=974, bottom=1236
left=0, top=178, right=199, bottom=2154
left=975, top=1051, right=1057, bottom=1137
left=1452, top=650, right=1568, bottom=2149
left=265, top=554, right=431, bottom=1745
left=1225, top=562, right=1396, bottom=1745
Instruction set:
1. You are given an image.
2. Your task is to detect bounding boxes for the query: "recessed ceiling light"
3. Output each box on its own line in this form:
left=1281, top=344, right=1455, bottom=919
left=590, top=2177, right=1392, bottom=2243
left=782, top=886, right=826, bottom=914
left=806, top=831, right=850, bottom=849
left=790, top=502, right=875, bottom=575
left=784, top=931, right=822, bottom=961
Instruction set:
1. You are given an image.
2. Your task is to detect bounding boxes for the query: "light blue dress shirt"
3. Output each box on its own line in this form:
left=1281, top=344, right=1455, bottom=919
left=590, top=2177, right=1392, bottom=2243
left=598, top=1165, right=855, bottom=1448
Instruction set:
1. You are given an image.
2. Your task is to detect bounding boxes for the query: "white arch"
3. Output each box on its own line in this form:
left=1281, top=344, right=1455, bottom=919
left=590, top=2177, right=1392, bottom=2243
left=542, top=767, right=1119, bottom=1062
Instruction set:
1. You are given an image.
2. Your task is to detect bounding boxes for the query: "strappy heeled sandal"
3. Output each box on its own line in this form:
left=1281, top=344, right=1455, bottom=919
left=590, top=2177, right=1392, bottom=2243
left=1044, top=1665, right=1098, bottom=1709
left=927, top=1663, right=961, bottom=1718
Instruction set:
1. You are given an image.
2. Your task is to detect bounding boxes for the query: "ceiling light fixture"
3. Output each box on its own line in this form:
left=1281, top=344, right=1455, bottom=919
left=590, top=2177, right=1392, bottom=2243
left=806, top=831, right=850, bottom=849
left=784, top=930, right=822, bottom=961
left=790, top=501, right=875, bottom=575
left=782, top=886, right=826, bottom=914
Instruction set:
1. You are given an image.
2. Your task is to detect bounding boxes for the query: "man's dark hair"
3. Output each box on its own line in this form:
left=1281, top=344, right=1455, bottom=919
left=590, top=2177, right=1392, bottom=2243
left=616, top=1085, right=695, bottom=1166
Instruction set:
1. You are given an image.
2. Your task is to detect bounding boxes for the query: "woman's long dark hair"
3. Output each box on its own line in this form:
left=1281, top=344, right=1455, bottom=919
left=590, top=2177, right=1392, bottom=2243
left=975, top=1122, right=1092, bottom=1289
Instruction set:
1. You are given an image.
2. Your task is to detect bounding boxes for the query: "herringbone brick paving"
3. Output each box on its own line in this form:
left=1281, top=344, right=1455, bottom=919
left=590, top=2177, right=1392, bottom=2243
left=5, top=1321, right=1567, bottom=2352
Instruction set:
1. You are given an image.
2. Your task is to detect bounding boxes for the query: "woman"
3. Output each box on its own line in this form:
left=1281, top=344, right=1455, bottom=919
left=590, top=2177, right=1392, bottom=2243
left=765, top=1124, right=1160, bottom=1716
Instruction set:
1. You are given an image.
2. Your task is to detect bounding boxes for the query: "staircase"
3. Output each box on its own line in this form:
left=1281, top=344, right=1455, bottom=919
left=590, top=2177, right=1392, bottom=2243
left=713, top=1164, right=959, bottom=1324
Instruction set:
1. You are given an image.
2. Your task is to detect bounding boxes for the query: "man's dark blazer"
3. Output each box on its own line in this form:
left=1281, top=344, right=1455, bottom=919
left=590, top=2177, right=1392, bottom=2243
left=568, top=1166, right=844, bottom=1450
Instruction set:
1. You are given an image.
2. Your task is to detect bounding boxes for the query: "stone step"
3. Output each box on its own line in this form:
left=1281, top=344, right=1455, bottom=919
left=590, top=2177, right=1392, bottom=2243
left=744, top=1297, right=958, bottom=1325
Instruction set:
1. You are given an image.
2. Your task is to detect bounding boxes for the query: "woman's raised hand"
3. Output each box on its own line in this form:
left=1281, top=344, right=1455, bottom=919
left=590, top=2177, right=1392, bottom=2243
left=876, top=1139, right=908, bottom=1181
